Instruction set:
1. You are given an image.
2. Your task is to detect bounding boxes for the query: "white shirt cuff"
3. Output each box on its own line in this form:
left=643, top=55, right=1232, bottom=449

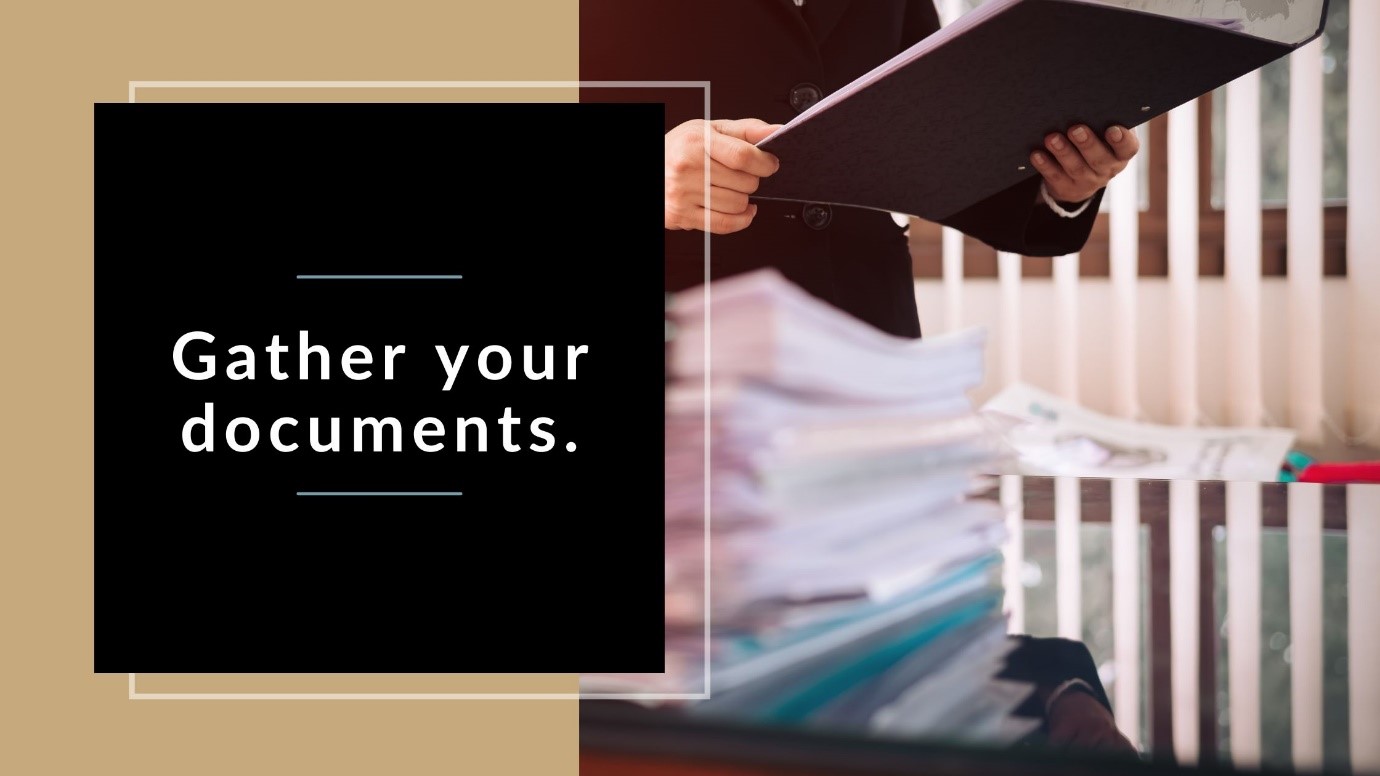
left=1044, top=677, right=1099, bottom=716
left=1038, top=182, right=1093, bottom=219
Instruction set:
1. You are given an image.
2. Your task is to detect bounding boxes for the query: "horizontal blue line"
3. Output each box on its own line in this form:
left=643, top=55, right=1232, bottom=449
left=296, top=275, right=463, bottom=280
left=297, top=491, right=464, bottom=496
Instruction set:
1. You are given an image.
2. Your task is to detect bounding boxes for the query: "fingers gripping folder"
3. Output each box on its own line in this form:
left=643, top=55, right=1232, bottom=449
left=753, top=0, right=1329, bottom=221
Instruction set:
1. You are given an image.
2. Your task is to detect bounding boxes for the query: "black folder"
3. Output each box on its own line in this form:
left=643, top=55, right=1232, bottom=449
left=753, top=0, right=1328, bottom=221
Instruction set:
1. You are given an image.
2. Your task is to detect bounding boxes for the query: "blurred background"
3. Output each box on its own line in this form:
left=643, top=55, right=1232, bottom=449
left=904, top=1, right=1372, bottom=771
left=911, top=0, right=1367, bottom=450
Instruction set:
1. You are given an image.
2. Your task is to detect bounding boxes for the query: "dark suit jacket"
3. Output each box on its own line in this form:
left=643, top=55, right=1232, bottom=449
left=581, top=0, right=1103, bottom=337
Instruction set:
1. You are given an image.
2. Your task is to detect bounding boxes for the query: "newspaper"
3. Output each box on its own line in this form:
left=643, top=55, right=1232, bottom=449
left=982, top=383, right=1293, bottom=481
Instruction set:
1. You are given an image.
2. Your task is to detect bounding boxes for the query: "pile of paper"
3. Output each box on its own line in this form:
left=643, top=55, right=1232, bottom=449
left=584, top=269, right=1037, bottom=744
left=982, top=381, right=1294, bottom=481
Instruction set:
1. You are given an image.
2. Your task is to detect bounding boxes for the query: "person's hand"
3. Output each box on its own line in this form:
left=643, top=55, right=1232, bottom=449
left=1045, top=690, right=1138, bottom=756
left=1031, top=124, right=1140, bottom=205
left=665, top=118, right=782, bottom=234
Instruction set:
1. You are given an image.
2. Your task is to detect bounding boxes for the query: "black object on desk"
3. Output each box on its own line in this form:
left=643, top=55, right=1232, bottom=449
left=584, top=699, right=1193, bottom=776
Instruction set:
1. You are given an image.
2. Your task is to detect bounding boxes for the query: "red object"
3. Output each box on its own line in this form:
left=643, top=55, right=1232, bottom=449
left=1297, top=461, right=1380, bottom=484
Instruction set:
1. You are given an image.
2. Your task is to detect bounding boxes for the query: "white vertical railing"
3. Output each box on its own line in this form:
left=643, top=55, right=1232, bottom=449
left=938, top=0, right=965, bottom=25
left=952, top=2, right=1375, bottom=761
left=1350, top=485, right=1380, bottom=773
left=1110, top=477, right=1141, bottom=748
left=998, top=251, right=1022, bottom=386
left=1167, top=103, right=1199, bottom=427
left=942, top=1, right=1368, bottom=758
left=1055, top=476, right=1081, bottom=641
left=1287, top=483, right=1325, bottom=771
left=1225, top=481, right=1262, bottom=768
left=1224, top=73, right=1264, bottom=428
left=1001, top=474, right=1025, bottom=635
left=1168, top=479, right=1200, bottom=764
left=1288, top=41, right=1327, bottom=445
left=1053, top=253, right=1080, bottom=402
left=1350, top=0, right=1380, bottom=446
left=995, top=479, right=1368, bottom=766
left=927, top=0, right=1372, bottom=444
left=1107, top=152, right=1140, bottom=421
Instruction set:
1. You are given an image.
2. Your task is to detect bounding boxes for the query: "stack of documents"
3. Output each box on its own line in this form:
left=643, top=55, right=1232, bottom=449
left=586, top=270, right=1039, bottom=744
left=983, top=382, right=1294, bottom=481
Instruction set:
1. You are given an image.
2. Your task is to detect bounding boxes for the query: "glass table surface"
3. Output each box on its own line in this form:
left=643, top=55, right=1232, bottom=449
left=582, top=476, right=1380, bottom=775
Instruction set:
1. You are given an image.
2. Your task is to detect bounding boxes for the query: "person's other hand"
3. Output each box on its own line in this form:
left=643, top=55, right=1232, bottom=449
left=665, top=118, right=782, bottom=234
left=1031, top=124, right=1140, bottom=204
left=1046, top=691, right=1138, bottom=756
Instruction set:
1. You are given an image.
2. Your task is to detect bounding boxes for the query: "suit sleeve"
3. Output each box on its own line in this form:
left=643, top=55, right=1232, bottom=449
left=999, top=636, right=1115, bottom=715
left=938, top=177, right=1104, bottom=257
left=902, top=0, right=1103, bottom=257
left=900, top=0, right=941, bottom=48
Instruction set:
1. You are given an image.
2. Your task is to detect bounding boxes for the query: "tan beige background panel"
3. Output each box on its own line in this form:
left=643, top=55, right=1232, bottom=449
left=0, top=1, right=579, bottom=773
left=132, top=86, right=578, bottom=103
left=134, top=673, right=575, bottom=694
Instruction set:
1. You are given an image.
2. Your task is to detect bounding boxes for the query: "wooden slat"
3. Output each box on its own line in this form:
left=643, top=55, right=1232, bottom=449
left=907, top=206, right=1350, bottom=279
left=1197, top=504, right=1216, bottom=766
left=1009, top=478, right=1345, bottom=530
left=1146, top=479, right=1174, bottom=753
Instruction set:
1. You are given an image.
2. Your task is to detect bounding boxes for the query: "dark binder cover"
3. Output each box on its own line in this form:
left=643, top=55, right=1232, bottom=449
left=754, top=0, right=1328, bottom=221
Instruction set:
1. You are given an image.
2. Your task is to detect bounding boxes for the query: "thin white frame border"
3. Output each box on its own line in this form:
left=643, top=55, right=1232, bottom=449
left=124, top=80, right=713, bottom=701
